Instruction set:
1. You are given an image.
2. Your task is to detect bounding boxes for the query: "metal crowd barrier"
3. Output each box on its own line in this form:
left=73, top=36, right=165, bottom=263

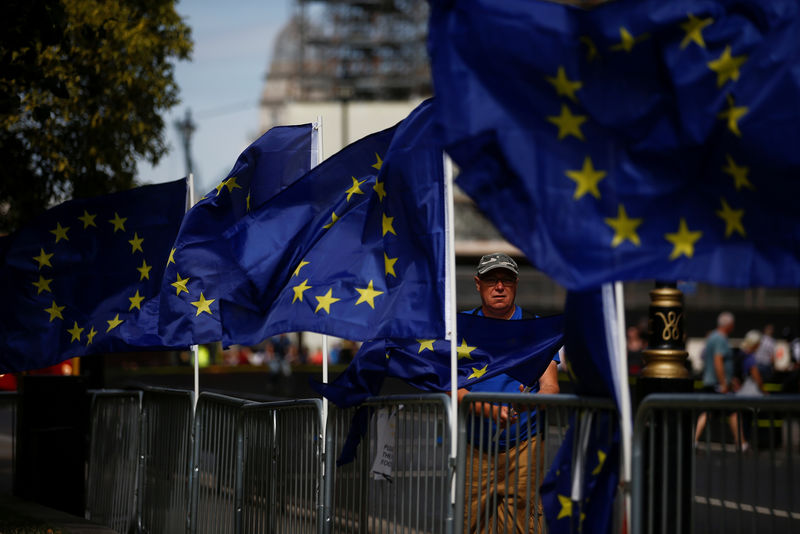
left=85, top=390, right=142, bottom=533
left=456, top=393, right=619, bottom=534
left=237, top=399, right=324, bottom=534
left=0, top=391, right=17, bottom=495
left=190, top=392, right=252, bottom=534
left=632, top=394, right=800, bottom=534
left=325, top=394, right=453, bottom=534
left=139, top=387, right=194, bottom=534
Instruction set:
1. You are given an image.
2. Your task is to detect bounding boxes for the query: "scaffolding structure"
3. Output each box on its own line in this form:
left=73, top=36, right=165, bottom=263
left=262, top=0, right=431, bottom=108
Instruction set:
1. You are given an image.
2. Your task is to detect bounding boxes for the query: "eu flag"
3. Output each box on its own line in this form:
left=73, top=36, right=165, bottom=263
left=314, top=313, right=564, bottom=407
left=0, top=179, right=188, bottom=372
left=157, top=124, right=315, bottom=345
left=160, top=99, right=446, bottom=346
left=429, top=0, right=800, bottom=289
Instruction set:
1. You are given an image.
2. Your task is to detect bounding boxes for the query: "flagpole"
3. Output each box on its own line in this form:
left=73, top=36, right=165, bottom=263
left=312, top=116, right=329, bottom=446
left=188, top=172, right=200, bottom=413
left=442, top=152, right=458, bottom=502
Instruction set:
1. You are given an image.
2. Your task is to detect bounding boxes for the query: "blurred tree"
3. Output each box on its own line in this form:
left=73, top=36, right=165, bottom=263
left=0, top=0, right=192, bottom=232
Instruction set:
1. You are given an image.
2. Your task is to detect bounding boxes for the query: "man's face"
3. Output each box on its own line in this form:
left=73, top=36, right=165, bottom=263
left=474, top=268, right=518, bottom=318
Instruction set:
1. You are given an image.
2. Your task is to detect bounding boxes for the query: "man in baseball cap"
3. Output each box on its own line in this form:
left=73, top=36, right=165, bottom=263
left=473, top=253, right=520, bottom=320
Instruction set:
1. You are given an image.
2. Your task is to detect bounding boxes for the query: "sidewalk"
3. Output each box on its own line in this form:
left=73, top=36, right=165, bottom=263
left=0, top=493, right=118, bottom=534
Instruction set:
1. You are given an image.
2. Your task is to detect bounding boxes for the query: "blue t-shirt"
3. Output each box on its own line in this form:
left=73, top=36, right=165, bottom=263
left=702, top=330, right=733, bottom=387
left=464, top=306, right=560, bottom=448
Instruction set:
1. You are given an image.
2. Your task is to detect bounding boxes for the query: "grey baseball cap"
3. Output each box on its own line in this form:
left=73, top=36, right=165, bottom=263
left=476, top=253, right=519, bottom=276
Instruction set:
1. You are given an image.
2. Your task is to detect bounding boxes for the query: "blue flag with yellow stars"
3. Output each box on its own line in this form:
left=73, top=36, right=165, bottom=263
left=540, top=411, right=620, bottom=534
left=428, top=0, right=800, bottom=289
left=157, top=124, right=315, bottom=345
left=313, top=313, right=564, bottom=408
left=160, top=99, right=446, bottom=345
left=0, top=179, right=188, bottom=372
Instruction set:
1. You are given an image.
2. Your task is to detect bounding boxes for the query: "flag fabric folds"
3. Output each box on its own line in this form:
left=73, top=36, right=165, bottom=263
left=157, top=124, right=315, bottom=345
left=313, top=313, right=564, bottom=408
left=0, top=179, right=188, bottom=372
left=538, top=287, right=624, bottom=534
left=160, top=99, right=446, bottom=346
left=428, top=0, right=800, bottom=290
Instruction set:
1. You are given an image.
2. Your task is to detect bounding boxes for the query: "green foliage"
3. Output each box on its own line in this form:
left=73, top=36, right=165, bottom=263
left=0, top=0, right=192, bottom=232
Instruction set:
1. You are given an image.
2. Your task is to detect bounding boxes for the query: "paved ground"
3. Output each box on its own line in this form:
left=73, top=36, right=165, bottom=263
left=0, top=493, right=118, bottom=533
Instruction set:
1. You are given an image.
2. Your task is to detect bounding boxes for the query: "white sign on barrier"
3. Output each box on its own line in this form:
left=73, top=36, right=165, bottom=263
left=371, top=406, right=401, bottom=481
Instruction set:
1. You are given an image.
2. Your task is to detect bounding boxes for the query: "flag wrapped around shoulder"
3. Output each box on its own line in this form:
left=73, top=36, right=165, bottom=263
left=0, top=179, right=188, bottom=372
left=429, top=0, right=800, bottom=289
left=161, top=99, right=446, bottom=346
left=314, top=313, right=564, bottom=408
left=158, top=124, right=315, bottom=345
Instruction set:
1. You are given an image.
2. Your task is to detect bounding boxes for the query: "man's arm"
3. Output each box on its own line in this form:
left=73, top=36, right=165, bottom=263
left=537, top=361, right=560, bottom=395
left=713, top=353, right=728, bottom=392
left=455, top=387, right=516, bottom=426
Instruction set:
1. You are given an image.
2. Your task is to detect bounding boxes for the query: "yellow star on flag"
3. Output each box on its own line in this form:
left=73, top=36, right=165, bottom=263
left=604, top=204, right=642, bottom=247
left=32, top=275, right=52, bottom=295
left=86, top=326, right=97, bottom=345
left=592, top=449, right=608, bottom=476
left=191, top=292, right=215, bottom=316
left=355, top=280, right=384, bottom=309
left=610, top=27, right=647, bottom=52
left=167, top=248, right=176, bottom=265
left=44, top=300, right=65, bottom=322
left=33, top=248, right=54, bottom=270
left=557, top=495, right=573, bottom=520
left=545, top=67, right=582, bottom=102
left=67, top=321, right=83, bottom=342
left=580, top=36, right=599, bottom=62
left=50, top=222, right=70, bottom=243
left=717, top=95, right=748, bottom=137
left=137, top=259, right=152, bottom=281
left=566, top=156, right=607, bottom=200
left=417, top=339, right=435, bottom=353
left=721, top=154, right=754, bottom=190
left=384, top=253, right=398, bottom=278
left=292, top=279, right=312, bottom=303
left=323, top=212, right=339, bottom=229
left=382, top=213, right=396, bottom=236
left=109, top=212, right=127, bottom=232
left=707, top=45, right=747, bottom=87
left=293, top=260, right=310, bottom=277
left=246, top=191, right=251, bottom=211
left=373, top=180, right=387, bottom=202
left=129, top=289, right=145, bottom=311
left=78, top=210, right=97, bottom=228
left=468, top=365, right=488, bottom=380
left=547, top=104, right=587, bottom=141
left=171, top=273, right=190, bottom=295
left=345, top=177, right=367, bottom=202
left=106, top=314, right=123, bottom=332
left=665, top=218, right=702, bottom=260
left=314, top=288, right=341, bottom=314
left=716, top=198, right=745, bottom=238
left=457, top=339, right=477, bottom=360
left=214, top=180, right=226, bottom=196
left=224, top=176, right=242, bottom=192
left=372, top=153, right=383, bottom=170
left=128, top=232, right=144, bottom=253
left=680, top=14, right=713, bottom=49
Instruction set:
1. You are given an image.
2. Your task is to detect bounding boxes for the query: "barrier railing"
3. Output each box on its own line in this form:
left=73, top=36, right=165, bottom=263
left=190, top=392, right=252, bottom=534
left=324, top=394, right=453, bottom=534
left=139, top=387, right=194, bottom=534
left=632, top=394, right=800, bottom=534
left=85, top=390, right=142, bottom=533
left=238, top=399, right=324, bottom=534
left=0, top=391, right=17, bottom=495
left=456, top=393, right=618, bottom=534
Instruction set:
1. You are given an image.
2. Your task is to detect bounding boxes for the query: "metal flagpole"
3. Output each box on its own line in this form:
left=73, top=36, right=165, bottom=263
left=443, top=152, right=459, bottom=502
left=602, top=281, right=633, bottom=529
left=311, top=117, right=328, bottom=446
left=187, top=172, right=200, bottom=413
